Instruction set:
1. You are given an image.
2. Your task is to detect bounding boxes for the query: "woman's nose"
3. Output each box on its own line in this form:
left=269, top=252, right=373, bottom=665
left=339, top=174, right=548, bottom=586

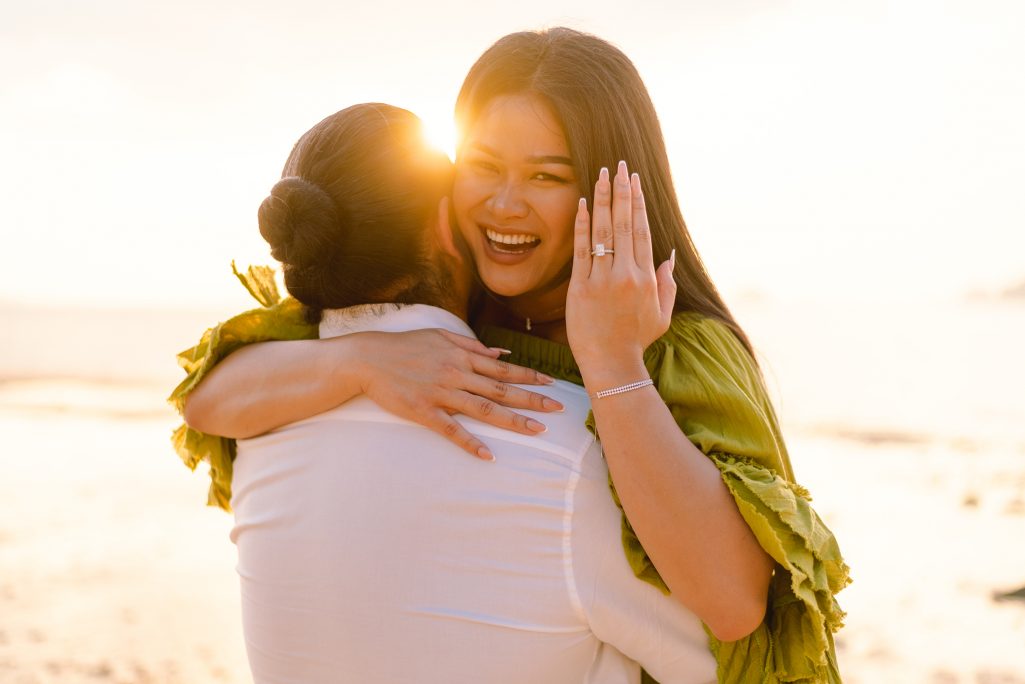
left=485, top=181, right=528, bottom=219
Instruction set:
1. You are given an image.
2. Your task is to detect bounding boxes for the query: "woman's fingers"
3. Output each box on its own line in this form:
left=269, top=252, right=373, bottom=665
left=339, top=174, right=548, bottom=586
left=655, top=249, right=678, bottom=324
left=611, top=160, right=635, bottom=271
left=436, top=329, right=557, bottom=390
left=422, top=408, right=495, bottom=461
left=590, top=166, right=614, bottom=271
left=570, top=197, right=592, bottom=283
left=630, top=172, right=655, bottom=272
left=436, top=329, right=507, bottom=359
left=361, top=328, right=568, bottom=462
left=467, top=353, right=558, bottom=392
left=451, top=389, right=549, bottom=436
left=424, top=379, right=559, bottom=461
left=467, top=357, right=564, bottom=412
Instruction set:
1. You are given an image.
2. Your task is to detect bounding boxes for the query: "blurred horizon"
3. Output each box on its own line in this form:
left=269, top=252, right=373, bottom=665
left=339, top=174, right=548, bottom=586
left=2, top=0, right=1023, bottom=309
left=2, top=295, right=1022, bottom=450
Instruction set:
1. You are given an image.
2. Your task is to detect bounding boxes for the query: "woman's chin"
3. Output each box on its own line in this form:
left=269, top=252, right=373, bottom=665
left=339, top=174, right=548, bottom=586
left=473, top=252, right=540, bottom=298
left=471, top=245, right=571, bottom=302
left=478, top=273, right=534, bottom=299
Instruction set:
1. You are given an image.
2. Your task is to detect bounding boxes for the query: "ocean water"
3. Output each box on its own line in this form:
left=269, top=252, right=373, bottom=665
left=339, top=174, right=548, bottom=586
left=1, top=296, right=1021, bottom=448
left=734, top=297, right=1025, bottom=450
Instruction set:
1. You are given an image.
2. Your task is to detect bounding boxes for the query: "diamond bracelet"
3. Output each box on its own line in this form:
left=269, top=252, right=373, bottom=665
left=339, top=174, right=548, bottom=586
left=592, top=378, right=654, bottom=399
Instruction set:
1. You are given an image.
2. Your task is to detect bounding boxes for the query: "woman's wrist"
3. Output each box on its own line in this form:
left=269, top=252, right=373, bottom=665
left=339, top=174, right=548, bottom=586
left=578, top=355, right=649, bottom=395
left=324, top=332, right=373, bottom=398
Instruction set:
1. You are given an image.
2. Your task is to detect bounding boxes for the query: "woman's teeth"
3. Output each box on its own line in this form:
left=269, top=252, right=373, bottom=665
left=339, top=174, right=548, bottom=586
left=483, top=228, right=541, bottom=253
left=485, top=227, right=541, bottom=246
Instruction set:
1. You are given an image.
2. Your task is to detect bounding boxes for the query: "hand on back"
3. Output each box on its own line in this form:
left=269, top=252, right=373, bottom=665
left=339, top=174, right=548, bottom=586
left=357, top=328, right=564, bottom=461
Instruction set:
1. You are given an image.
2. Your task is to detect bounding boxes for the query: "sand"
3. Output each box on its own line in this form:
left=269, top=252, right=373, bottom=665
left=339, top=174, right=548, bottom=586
left=0, top=377, right=1023, bottom=684
left=0, top=382, right=248, bottom=683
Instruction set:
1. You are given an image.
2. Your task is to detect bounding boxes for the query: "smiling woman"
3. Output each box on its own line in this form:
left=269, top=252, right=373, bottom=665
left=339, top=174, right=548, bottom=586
left=453, top=93, right=580, bottom=323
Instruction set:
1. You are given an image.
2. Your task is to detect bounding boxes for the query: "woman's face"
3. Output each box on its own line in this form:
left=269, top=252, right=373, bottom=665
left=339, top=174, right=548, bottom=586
left=452, top=93, right=580, bottom=300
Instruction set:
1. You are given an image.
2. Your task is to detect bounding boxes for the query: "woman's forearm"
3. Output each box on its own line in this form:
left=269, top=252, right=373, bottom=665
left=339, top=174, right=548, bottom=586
left=183, top=328, right=564, bottom=454
left=582, top=361, right=775, bottom=643
left=184, top=337, right=368, bottom=438
left=565, top=163, right=773, bottom=641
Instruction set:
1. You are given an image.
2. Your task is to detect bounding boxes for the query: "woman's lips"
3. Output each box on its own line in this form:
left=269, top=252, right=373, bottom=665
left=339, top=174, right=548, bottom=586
left=484, top=227, right=540, bottom=248
left=480, top=225, right=541, bottom=261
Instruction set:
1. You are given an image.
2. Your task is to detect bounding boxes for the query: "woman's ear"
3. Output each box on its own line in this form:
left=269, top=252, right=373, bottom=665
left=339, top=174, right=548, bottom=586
left=434, top=196, right=463, bottom=261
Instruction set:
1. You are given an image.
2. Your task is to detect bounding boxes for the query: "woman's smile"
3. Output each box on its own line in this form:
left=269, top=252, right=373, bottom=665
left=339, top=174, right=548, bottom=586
left=453, top=92, right=580, bottom=301
left=481, top=225, right=541, bottom=259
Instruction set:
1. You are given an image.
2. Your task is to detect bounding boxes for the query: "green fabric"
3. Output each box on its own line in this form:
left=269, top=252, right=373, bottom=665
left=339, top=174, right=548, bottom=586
left=167, top=263, right=317, bottom=509
left=170, top=267, right=849, bottom=682
left=478, top=316, right=849, bottom=683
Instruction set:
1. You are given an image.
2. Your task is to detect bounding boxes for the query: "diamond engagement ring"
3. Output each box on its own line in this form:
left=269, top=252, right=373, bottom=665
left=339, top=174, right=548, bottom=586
left=591, top=244, right=614, bottom=257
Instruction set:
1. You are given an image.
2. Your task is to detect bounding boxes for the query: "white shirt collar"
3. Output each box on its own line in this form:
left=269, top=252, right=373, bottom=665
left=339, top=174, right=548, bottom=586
left=319, top=303, right=475, bottom=340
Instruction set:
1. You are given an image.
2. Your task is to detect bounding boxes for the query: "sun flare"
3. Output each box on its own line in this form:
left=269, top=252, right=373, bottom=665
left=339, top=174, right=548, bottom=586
left=421, top=115, right=457, bottom=162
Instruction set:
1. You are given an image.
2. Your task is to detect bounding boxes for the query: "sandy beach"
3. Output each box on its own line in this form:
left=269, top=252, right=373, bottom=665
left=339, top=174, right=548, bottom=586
left=0, top=384, right=247, bottom=683
left=1, top=299, right=1023, bottom=683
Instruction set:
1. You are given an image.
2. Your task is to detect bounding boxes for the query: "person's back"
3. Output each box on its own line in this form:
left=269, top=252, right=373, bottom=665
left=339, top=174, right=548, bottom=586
left=231, top=303, right=715, bottom=683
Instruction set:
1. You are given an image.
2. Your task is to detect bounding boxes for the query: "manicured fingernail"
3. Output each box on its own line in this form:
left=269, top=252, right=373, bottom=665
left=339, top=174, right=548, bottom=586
left=542, top=397, right=564, bottom=411
left=631, top=173, right=641, bottom=197
left=599, top=167, right=609, bottom=185
left=538, top=372, right=556, bottom=384
left=670, top=248, right=676, bottom=267
left=478, top=446, right=495, bottom=462
left=617, top=160, right=628, bottom=180
left=489, top=347, right=513, bottom=355
left=578, top=197, right=587, bottom=211
left=526, top=419, right=547, bottom=434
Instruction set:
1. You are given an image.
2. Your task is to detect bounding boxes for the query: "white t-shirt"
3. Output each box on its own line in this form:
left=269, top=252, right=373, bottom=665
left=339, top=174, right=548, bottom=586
left=231, top=304, right=716, bottom=684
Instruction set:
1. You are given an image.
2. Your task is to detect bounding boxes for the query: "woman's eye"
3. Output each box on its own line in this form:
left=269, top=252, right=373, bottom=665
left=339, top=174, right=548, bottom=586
left=532, top=172, right=567, bottom=183
left=472, top=160, right=499, bottom=174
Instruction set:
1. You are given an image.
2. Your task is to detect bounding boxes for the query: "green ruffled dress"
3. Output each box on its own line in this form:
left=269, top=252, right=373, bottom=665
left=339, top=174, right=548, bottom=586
left=169, top=265, right=850, bottom=683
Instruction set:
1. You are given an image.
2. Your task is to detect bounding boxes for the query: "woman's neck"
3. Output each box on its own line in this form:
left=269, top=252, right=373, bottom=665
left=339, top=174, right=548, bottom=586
left=479, top=280, right=570, bottom=344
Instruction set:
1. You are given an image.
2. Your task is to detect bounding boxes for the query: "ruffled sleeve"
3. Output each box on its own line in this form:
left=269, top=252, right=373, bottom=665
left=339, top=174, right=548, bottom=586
left=626, top=313, right=850, bottom=683
left=167, top=263, right=318, bottom=510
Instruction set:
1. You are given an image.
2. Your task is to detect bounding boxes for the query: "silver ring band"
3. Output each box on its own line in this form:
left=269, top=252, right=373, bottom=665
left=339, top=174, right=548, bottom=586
left=591, top=244, right=615, bottom=257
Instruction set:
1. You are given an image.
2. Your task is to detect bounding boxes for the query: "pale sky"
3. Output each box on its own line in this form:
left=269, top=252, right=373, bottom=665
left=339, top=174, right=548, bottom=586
left=1, top=0, right=1022, bottom=309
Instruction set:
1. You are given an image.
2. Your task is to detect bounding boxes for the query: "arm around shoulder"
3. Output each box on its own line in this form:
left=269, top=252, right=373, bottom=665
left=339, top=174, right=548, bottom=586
left=183, top=335, right=370, bottom=438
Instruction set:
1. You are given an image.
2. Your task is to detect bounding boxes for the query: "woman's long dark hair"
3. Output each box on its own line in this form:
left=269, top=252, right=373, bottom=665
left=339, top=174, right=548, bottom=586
left=258, top=103, right=453, bottom=323
left=455, top=28, right=754, bottom=357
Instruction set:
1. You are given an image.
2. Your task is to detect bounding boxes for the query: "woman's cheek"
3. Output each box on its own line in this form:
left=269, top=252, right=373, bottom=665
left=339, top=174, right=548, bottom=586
left=450, top=178, right=479, bottom=243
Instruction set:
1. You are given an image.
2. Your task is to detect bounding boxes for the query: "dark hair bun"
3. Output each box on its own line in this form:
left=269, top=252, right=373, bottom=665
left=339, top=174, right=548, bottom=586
left=258, top=176, right=341, bottom=267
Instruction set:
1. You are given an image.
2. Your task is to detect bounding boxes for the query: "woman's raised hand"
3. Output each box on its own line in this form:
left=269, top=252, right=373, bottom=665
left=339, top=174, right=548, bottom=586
left=356, top=328, right=564, bottom=461
left=566, top=161, right=677, bottom=387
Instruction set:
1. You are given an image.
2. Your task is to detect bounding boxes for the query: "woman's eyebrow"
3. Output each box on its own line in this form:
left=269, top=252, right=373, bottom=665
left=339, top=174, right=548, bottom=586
left=526, top=154, right=573, bottom=166
left=469, top=143, right=572, bottom=166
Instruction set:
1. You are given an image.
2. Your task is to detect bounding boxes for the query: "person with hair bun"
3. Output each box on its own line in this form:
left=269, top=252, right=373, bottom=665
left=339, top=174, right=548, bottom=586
left=183, top=101, right=724, bottom=683
left=255, top=103, right=465, bottom=322
left=173, top=28, right=848, bottom=684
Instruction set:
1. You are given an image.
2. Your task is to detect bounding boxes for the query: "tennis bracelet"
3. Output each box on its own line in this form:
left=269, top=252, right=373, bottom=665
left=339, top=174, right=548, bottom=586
left=592, top=378, right=654, bottom=399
